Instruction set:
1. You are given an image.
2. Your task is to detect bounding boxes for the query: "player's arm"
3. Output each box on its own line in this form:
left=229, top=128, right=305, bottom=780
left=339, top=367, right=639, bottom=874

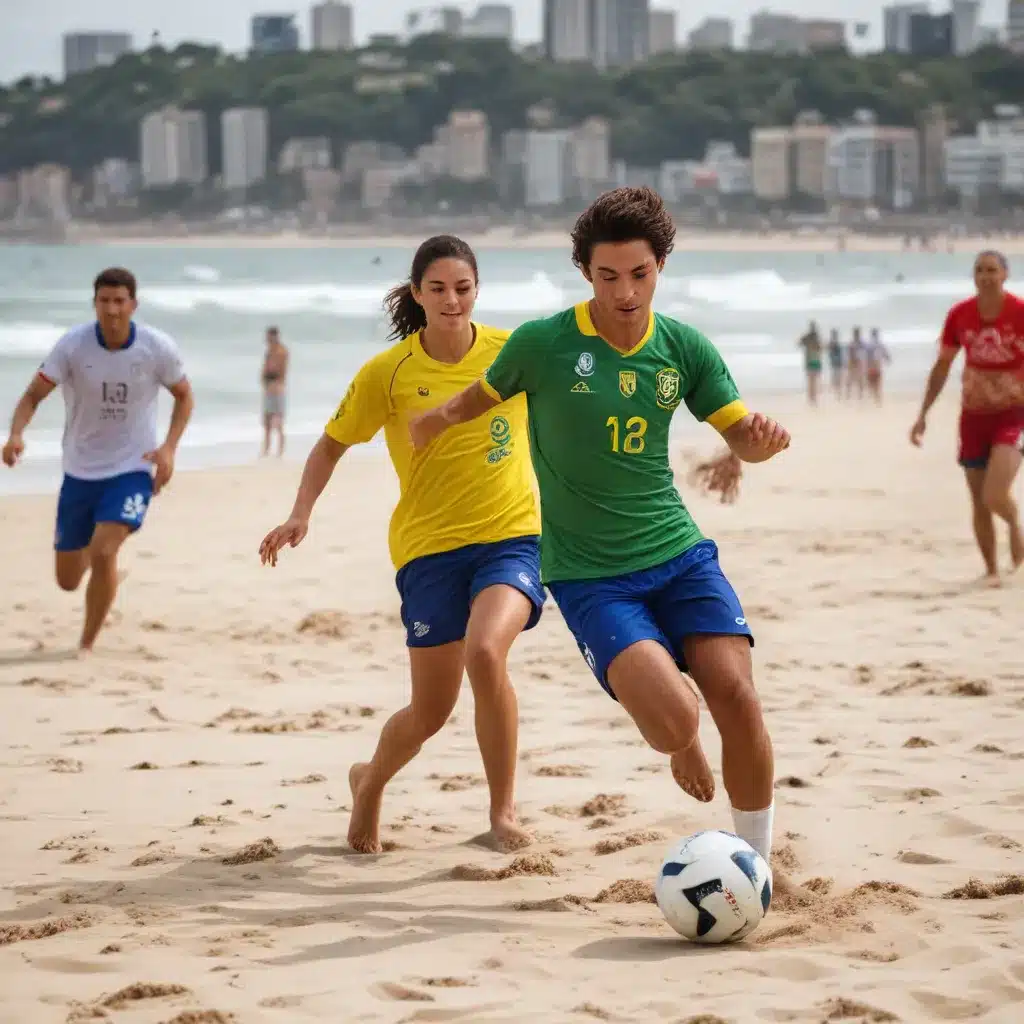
left=685, top=329, right=790, bottom=465
left=409, top=323, right=538, bottom=451
left=3, top=369, right=58, bottom=467
left=910, top=316, right=959, bottom=446
left=161, top=376, right=194, bottom=453
left=261, top=361, right=385, bottom=564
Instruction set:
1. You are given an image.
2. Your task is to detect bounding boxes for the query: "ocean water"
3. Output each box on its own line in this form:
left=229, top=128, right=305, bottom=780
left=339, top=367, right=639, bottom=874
left=0, top=244, right=973, bottom=495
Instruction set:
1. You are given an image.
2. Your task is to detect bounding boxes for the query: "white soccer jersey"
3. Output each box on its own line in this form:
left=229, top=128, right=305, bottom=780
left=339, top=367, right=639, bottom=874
left=38, top=321, right=186, bottom=480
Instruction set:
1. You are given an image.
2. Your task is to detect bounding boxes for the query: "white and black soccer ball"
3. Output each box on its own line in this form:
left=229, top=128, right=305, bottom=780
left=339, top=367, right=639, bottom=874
left=655, top=830, right=772, bottom=943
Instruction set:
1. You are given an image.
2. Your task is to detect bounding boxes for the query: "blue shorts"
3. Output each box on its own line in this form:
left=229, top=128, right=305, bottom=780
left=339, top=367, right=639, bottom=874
left=55, top=471, right=154, bottom=552
left=548, top=540, right=753, bottom=700
left=395, top=535, right=546, bottom=648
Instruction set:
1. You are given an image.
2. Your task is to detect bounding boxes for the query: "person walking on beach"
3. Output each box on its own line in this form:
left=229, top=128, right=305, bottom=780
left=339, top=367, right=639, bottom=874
left=846, top=327, right=866, bottom=400
left=827, top=328, right=844, bottom=399
left=910, top=249, right=1024, bottom=585
left=409, top=188, right=789, bottom=865
left=798, top=321, right=823, bottom=405
left=864, top=327, right=891, bottom=405
left=260, top=326, right=288, bottom=458
left=1, top=267, right=193, bottom=653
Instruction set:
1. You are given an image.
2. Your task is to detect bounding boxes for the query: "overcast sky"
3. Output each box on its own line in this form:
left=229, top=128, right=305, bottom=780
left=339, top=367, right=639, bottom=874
left=1, top=1, right=1012, bottom=81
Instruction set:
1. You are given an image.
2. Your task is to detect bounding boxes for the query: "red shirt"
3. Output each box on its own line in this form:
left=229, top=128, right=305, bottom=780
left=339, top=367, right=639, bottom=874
left=940, top=293, right=1024, bottom=411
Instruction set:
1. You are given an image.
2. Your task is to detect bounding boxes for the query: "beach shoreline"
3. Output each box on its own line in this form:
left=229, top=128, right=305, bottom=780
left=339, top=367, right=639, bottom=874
left=63, top=225, right=1024, bottom=255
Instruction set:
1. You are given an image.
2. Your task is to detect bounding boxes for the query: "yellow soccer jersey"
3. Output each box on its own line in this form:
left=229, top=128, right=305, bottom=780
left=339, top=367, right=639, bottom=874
left=324, top=324, right=540, bottom=570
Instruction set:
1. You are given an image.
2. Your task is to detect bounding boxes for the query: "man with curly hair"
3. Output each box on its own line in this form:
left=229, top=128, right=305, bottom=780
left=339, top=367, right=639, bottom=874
left=409, top=187, right=789, bottom=864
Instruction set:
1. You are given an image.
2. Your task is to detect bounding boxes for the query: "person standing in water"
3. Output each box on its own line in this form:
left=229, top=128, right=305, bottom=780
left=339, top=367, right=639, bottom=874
left=911, top=250, right=1024, bottom=585
left=846, top=327, right=866, bottom=400
left=260, top=326, right=288, bottom=457
left=827, top=328, right=844, bottom=399
left=797, top=321, right=823, bottom=405
left=864, top=328, right=891, bottom=405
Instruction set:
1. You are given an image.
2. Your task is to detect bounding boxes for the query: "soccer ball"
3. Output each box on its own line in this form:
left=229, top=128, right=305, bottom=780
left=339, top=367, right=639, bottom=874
left=655, top=830, right=772, bottom=943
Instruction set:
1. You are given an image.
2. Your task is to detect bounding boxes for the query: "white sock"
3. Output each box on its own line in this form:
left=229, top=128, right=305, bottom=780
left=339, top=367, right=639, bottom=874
left=732, top=803, right=774, bottom=864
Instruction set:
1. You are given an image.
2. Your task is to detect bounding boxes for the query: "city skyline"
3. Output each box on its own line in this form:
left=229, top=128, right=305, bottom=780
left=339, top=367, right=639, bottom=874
left=2, top=1, right=1014, bottom=81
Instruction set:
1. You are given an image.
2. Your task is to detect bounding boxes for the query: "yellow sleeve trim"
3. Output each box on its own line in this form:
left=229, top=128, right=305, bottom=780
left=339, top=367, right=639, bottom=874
left=706, top=399, right=748, bottom=433
left=480, top=377, right=503, bottom=403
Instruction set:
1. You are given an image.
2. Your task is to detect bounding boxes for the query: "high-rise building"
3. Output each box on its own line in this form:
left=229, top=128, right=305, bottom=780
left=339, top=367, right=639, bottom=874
left=545, top=0, right=590, bottom=61
left=648, top=8, right=676, bottom=55
left=909, top=11, right=954, bottom=56
left=140, top=107, right=208, bottom=189
left=406, top=6, right=464, bottom=38
left=883, top=4, right=929, bottom=52
left=251, top=14, right=299, bottom=54
left=62, top=32, right=132, bottom=77
left=687, top=17, right=733, bottom=50
left=222, top=108, right=269, bottom=191
left=747, top=11, right=806, bottom=53
left=311, top=2, right=354, bottom=51
left=544, top=0, right=650, bottom=68
left=438, top=110, right=490, bottom=181
left=950, top=1, right=981, bottom=53
left=1009, top=0, right=1024, bottom=52
left=463, top=4, right=515, bottom=40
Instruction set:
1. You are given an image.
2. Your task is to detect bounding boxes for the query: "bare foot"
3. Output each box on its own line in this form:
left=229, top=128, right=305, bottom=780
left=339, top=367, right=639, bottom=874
left=670, top=739, right=715, bottom=803
left=473, top=816, right=533, bottom=853
left=347, top=763, right=384, bottom=854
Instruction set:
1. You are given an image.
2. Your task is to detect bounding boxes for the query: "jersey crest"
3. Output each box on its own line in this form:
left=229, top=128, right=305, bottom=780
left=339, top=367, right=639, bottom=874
left=618, top=370, right=636, bottom=397
left=656, top=367, right=682, bottom=409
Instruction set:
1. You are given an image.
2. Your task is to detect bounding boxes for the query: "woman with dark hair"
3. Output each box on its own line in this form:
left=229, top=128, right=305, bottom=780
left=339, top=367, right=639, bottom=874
left=911, top=249, right=1024, bottom=584
left=259, top=235, right=545, bottom=854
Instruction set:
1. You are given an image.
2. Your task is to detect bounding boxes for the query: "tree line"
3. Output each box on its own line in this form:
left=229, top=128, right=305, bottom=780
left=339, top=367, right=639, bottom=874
left=0, top=36, right=1020, bottom=179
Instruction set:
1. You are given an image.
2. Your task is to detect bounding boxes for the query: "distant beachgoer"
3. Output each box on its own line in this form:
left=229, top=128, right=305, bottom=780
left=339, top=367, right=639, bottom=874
left=827, top=328, right=843, bottom=398
left=846, top=327, right=865, bottom=400
left=1, top=267, right=193, bottom=652
left=910, top=250, right=1024, bottom=585
left=864, top=328, right=891, bottom=404
left=798, top=320, right=823, bottom=405
left=261, top=327, right=288, bottom=457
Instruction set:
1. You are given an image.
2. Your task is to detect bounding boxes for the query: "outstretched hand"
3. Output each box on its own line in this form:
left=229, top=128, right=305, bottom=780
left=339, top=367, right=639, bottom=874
left=259, top=517, right=309, bottom=567
left=689, top=451, right=742, bottom=505
left=909, top=416, right=926, bottom=447
left=2, top=435, right=24, bottom=468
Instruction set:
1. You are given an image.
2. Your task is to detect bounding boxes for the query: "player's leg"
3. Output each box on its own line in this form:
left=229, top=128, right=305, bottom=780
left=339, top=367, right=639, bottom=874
left=260, top=394, right=272, bottom=457
left=80, top=522, right=133, bottom=651
left=464, top=537, right=545, bottom=850
left=981, top=440, right=1024, bottom=570
left=959, top=415, right=999, bottom=580
left=348, top=641, right=465, bottom=854
left=80, top=471, right=153, bottom=651
left=650, top=541, right=775, bottom=862
left=53, top=475, right=97, bottom=592
left=549, top=576, right=713, bottom=802
left=348, top=547, right=472, bottom=853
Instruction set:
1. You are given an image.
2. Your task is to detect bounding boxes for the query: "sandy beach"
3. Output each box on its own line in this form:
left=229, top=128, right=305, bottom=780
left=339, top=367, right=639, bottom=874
left=1, top=392, right=1022, bottom=1024
left=70, top=225, right=1024, bottom=255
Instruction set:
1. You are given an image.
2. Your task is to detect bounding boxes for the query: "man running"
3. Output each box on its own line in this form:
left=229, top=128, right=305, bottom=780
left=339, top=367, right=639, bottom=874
left=864, top=328, right=890, bottom=405
left=409, top=187, right=789, bottom=864
left=2, top=267, right=193, bottom=651
left=911, top=250, right=1024, bottom=584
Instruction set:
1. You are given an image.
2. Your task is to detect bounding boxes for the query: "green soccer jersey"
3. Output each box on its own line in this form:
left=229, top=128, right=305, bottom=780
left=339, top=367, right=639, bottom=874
left=482, top=302, right=747, bottom=583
